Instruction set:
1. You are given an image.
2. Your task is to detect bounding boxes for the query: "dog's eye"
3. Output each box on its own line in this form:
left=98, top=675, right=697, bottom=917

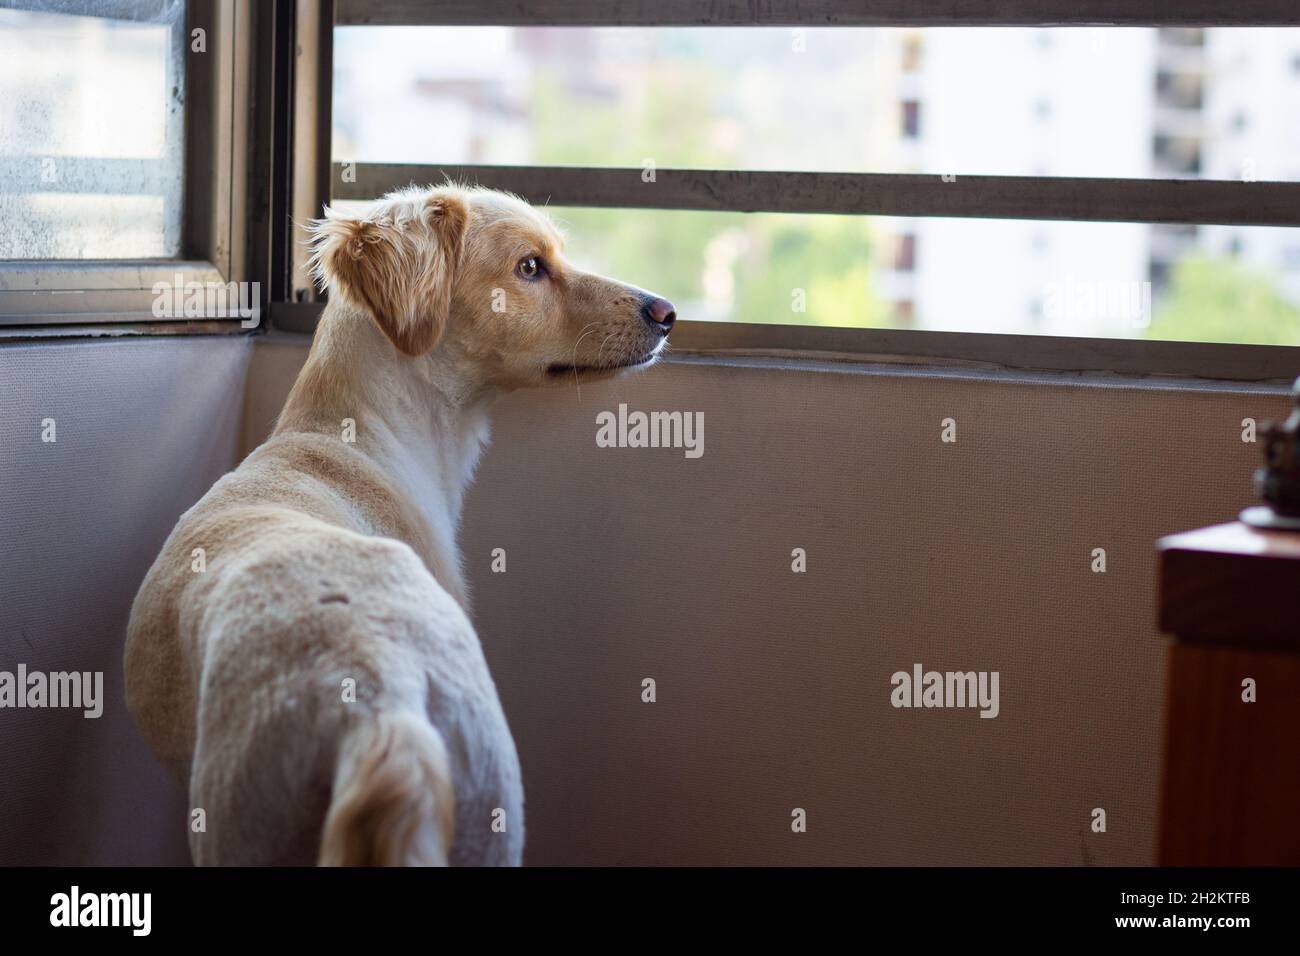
left=517, top=256, right=543, bottom=280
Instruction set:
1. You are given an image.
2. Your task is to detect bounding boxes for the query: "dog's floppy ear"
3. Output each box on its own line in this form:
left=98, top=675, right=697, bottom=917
left=308, top=189, right=468, bottom=356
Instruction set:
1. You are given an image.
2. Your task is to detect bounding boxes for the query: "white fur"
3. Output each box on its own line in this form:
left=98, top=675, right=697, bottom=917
left=124, top=185, right=673, bottom=866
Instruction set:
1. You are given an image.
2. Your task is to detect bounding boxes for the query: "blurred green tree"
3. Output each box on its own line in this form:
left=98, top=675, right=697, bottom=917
left=1146, top=256, right=1300, bottom=345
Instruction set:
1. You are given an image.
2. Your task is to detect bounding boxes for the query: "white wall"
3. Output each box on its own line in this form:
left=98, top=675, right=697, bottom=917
left=0, top=332, right=1288, bottom=865
left=247, top=338, right=1290, bottom=866
left=0, top=336, right=251, bottom=865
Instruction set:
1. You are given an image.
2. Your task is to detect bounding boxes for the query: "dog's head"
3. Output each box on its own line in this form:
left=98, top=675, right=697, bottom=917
left=308, top=185, right=675, bottom=390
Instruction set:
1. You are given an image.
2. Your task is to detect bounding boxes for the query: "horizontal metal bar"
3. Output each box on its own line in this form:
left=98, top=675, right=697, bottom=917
left=336, top=0, right=1300, bottom=27
left=0, top=259, right=247, bottom=326
left=333, top=163, right=1300, bottom=227
left=260, top=301, right=1299, bottom=382
left=0, top=293, right=257, bottom=325
left=0, top=319, right=256, bottom=342
left=0, top=260, right=224, bottom=292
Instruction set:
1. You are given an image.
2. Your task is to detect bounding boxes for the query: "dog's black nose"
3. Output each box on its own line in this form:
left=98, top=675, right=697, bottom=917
left=642, top=296, right=676, bottom=334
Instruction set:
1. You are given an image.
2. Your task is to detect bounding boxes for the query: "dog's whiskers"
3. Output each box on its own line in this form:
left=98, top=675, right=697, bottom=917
left=594, top=332, right=616, bottom=371
left=568, top=323, right=602, bottom=399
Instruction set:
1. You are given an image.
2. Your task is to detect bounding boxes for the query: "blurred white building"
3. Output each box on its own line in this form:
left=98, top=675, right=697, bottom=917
left=887, top=27, right=1300, bottom=337
left=1200, top=28, right=1300, bottom=306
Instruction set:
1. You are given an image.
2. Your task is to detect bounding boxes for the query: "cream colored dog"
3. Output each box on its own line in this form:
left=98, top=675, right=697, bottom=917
left=123, top=185, right=676, bottom=866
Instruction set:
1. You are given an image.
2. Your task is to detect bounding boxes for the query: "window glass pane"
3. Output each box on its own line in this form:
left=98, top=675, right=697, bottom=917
left=0, top=1, right=187, bottom=260
left=549, top=208, right=1300, bottom=346
left=333, top=25, right=1300, bottom=182
left=332, top=24, right=1300, bottom=345
left=331, top=193, right=1299, bottom=345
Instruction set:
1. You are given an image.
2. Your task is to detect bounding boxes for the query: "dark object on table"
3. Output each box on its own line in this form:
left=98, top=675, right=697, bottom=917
left=1242, top=375, right=1300, bottom=531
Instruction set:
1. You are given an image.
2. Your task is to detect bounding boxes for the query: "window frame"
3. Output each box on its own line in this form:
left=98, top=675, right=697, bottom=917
left=0, top=0, right=251, bottom=332
left=335, top=1, right=1300, bottom=28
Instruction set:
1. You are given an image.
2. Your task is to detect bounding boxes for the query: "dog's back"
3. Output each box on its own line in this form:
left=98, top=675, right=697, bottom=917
left=124, top=433, right=523, bottom=865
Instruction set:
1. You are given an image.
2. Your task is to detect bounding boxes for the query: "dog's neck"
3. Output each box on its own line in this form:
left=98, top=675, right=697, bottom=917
left=274, top=303, right=493, bottom=608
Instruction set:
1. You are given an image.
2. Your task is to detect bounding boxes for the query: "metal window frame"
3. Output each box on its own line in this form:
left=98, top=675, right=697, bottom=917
left=244, top=0, right=333, bottom=312
left=333, top=164, right=1300, bottom=228
left=289, top=0, right=333, bottom=303
left=0, top=0, right=252, bottom=330
left=336, top=1, right=1300, bottom=28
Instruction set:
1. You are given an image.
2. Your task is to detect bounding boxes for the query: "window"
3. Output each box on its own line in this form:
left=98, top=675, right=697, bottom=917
left=901, top=34, right=923, bottom=73
left=7, top=1, right=1300, bottom=381
left=900, top=99, right=921, bottom=140
left=0, top=0, right=248, bottom=329
left=894, top=234, right=917, bottom=272
left=0, top=2, right=186, bottom=259
left=332, top=25, right=1300, bottom=182
left=330, top=16, right=1300, bottom=370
